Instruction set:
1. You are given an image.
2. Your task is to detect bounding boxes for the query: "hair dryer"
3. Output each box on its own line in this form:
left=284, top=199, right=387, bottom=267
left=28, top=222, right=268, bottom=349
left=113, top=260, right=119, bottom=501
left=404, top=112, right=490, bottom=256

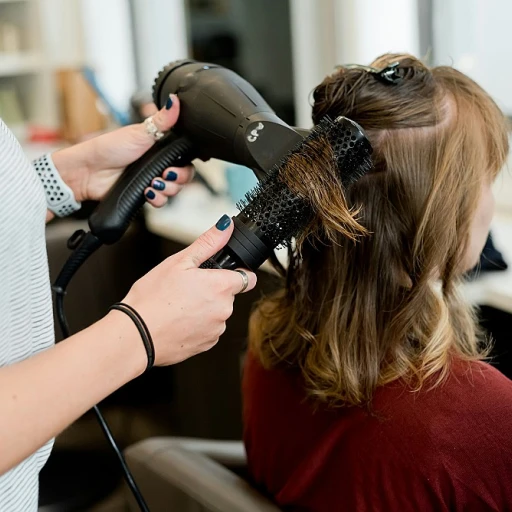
left=87, top=59, right=305, bottom=246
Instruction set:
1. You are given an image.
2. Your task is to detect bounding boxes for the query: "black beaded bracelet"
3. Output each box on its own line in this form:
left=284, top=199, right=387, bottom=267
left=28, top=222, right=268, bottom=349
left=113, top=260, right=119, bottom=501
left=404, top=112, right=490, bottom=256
left=108, top=302, right=155, bottom=371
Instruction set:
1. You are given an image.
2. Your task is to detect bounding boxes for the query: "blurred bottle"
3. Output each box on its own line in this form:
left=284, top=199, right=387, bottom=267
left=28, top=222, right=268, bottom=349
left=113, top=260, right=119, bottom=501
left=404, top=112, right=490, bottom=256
left=225, top=163, right=259, bottom=204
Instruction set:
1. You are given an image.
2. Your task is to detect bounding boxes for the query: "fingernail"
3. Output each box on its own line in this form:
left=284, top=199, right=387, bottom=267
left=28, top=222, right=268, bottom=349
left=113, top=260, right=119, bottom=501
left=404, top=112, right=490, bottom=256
left=165, top=95, right=173, bottom=110
left=165, top=170, right=178, bottom=181
left=215, top=214, right=231, bottom=231
left=153, top=179, right=165, bottom=191
left=146, top=190, right=156, bottom=200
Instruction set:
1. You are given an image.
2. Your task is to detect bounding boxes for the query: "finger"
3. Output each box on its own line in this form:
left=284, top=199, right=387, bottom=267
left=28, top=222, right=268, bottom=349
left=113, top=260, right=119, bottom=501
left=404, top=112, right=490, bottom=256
left=177, top=214, right=234, bottom=269
left=151, top=94, right=180, bottom=133
left=232, top=268, right=257, bottom=294
left=207, top=268, right=257, bottom=296
left=162, top=165, right=195, bottom=185
left=151, top=178, right=183, bottom=199
left=144, top=187, right=167, bottom=208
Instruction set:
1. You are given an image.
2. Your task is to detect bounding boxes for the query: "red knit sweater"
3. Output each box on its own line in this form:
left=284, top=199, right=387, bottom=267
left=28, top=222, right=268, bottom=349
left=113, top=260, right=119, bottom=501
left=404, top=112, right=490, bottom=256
left=243, top=353, right=512, bottom=511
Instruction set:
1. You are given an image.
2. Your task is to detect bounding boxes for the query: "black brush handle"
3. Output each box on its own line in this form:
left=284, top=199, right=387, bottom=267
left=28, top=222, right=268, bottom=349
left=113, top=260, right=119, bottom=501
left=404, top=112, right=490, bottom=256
left=200, top=217, right=274, bottom=271
left=88, top=133, right=195, bottom=245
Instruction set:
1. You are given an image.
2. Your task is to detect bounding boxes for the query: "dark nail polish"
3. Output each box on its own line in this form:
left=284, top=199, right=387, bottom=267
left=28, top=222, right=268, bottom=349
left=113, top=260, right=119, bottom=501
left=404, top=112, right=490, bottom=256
left=165, top=170, right=178, bottom=181
left=153, top=179, right=165, bottom=191
left=215, top=214, right=231, bottom=231
left=165, top=95, right=173, bottom=110
left=146, top=190, right=156, bottom=200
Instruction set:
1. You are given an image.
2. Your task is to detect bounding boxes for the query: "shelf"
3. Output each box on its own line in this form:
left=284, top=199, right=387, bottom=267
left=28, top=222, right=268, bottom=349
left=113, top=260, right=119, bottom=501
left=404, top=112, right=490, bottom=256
left=0, top=52, right=42, bottom=76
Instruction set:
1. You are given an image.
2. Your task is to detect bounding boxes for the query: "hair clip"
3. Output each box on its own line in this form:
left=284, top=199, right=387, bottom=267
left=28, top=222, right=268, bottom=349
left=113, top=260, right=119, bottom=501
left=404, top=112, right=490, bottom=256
left=342, top=62, right=404, bottom=85
left=370, top=62, right=403, bottom=85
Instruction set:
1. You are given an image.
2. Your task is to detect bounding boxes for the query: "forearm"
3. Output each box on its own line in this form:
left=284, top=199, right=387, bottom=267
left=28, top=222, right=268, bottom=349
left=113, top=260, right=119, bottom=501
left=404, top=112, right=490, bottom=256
left=0, top=311, right=144, bottom=475
left=51, top=143, right=91, bottom=203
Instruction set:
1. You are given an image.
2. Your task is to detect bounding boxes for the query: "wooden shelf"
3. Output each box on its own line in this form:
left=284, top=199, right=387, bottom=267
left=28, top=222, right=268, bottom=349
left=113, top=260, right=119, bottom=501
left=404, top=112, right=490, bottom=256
left=0, top=52, right=41, bottom=76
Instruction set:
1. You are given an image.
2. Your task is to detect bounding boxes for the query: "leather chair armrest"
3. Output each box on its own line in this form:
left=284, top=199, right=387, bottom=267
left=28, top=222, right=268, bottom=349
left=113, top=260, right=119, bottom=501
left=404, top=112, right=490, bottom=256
left=124, top=437, right=281, bottom=512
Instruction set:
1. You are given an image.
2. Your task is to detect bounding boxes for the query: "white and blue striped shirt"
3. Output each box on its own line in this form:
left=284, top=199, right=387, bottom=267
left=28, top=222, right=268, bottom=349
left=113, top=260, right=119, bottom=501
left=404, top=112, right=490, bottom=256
left=0, top=119, right=55, bottom=511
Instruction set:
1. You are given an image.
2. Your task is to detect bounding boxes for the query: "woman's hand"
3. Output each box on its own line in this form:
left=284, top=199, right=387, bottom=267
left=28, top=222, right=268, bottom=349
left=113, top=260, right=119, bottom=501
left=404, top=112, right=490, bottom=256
left=51, top=94, right=194, bottom=209
left=111, top=215, right=257, bottom=370
left=0, top=216, right=256, bottom=475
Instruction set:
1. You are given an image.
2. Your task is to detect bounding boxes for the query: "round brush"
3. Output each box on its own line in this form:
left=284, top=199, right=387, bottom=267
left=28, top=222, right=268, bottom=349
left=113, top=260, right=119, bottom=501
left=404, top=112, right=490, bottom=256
left=200, top=115, right=373, bottom=271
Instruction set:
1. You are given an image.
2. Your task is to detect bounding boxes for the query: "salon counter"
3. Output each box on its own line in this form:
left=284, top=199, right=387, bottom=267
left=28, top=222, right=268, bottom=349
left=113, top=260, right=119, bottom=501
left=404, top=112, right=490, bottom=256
left=145, top=185, right=512, bottom=315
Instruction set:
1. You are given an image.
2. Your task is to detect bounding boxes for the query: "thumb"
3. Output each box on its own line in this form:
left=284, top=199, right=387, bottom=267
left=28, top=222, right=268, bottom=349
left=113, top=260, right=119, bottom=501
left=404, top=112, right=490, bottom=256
left=178, top=215, right=234, bottom=269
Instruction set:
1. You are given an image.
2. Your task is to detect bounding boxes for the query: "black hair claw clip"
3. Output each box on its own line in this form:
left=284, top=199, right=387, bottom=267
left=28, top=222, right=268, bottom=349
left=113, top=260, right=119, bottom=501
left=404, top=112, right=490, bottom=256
left=370, top=62, right=404, bottom=85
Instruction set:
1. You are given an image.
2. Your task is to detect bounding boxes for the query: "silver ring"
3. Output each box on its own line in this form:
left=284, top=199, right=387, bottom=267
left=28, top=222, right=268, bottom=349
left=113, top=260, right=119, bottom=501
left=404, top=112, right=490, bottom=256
left=144, top=116, right=165, bottom=141
left=234, top=269, right=249, bottom=294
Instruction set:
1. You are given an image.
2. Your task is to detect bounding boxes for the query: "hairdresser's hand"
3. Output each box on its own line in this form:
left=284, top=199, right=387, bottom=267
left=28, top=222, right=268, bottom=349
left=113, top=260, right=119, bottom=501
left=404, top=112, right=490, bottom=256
left=51, top=94, right=194, bottom=209
left=112, top=215, right=257, bottom=368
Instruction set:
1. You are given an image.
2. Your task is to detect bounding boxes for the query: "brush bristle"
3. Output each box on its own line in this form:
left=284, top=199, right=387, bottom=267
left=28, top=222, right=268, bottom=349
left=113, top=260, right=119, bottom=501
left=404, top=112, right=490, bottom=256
left=237, top=167, right=312, bottom=248
left=237, top=115, right=373, bottom=248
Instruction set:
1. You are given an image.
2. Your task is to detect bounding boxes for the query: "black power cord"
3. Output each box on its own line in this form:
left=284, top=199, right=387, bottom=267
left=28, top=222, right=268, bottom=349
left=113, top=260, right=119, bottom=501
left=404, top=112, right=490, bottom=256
left=54, top=255, right=151, bottom=512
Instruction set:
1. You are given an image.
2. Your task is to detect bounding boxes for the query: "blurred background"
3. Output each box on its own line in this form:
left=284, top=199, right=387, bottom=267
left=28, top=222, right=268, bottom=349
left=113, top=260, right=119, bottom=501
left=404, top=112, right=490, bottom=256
left=3, top=0, right=512, bottom=204
left=1, top=0, right=510, bottom=510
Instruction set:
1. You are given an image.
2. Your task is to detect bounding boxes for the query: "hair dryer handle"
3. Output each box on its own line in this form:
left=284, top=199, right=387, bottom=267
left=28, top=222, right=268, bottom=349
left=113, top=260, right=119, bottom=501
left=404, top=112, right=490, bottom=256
left=88, top=133, right=195, bottom=245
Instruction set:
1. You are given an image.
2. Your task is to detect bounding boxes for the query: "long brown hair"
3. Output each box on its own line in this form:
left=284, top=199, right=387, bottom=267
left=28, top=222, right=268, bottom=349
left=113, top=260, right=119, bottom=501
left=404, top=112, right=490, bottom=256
left=249, top=54, right=509, bottom=407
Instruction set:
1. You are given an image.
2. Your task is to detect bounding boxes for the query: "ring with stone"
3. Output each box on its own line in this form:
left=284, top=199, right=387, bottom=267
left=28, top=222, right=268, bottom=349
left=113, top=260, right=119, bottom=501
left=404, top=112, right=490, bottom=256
left=144, top=115, right=165, bottom=141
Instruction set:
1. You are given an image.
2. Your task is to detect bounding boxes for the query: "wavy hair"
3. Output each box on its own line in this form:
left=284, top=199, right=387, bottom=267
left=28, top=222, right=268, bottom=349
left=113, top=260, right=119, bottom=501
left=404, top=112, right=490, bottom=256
left=249, top=54, right=509, bottom=407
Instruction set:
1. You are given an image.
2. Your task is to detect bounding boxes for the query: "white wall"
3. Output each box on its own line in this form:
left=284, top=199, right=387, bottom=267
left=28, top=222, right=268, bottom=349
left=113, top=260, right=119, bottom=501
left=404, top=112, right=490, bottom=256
left=39, top=0, right=84, bottom=68
left=334, top=0, right=420, bottom=64
left=131, top=0, right=189, bottom=92
left=290, top=0, right=337, bottom=128
left=433, top=0, right=512, bottom=116
left=79, top=0, right=137, bottom=114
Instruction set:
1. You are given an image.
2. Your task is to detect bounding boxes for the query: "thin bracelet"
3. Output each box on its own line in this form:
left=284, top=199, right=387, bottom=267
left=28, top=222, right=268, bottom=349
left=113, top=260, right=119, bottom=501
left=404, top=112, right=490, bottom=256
left=108, top=302, right=155, bottom=371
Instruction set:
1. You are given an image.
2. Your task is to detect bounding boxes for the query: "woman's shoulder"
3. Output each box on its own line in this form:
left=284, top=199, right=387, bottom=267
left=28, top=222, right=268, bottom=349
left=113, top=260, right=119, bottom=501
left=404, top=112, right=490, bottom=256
left=375, top=358, right=512, bottom=418
left=367, top=359, right=512, bottom=473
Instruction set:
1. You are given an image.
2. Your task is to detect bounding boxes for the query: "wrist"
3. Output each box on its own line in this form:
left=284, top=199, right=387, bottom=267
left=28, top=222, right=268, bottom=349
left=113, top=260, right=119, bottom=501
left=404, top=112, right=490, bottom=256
left=96, top=311, right=147, bottom=380
left=51, top=145, right=91, bottom=203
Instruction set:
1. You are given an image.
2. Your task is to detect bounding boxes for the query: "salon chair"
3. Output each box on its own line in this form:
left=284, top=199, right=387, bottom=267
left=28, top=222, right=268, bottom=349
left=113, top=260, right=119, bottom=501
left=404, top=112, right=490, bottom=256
left=124, top=437, right=281, bottom=512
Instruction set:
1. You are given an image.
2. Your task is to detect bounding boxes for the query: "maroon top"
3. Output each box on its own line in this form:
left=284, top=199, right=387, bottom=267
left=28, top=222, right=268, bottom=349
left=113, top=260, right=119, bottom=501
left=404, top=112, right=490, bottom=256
left=243, top=353, right=512, bottom=511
